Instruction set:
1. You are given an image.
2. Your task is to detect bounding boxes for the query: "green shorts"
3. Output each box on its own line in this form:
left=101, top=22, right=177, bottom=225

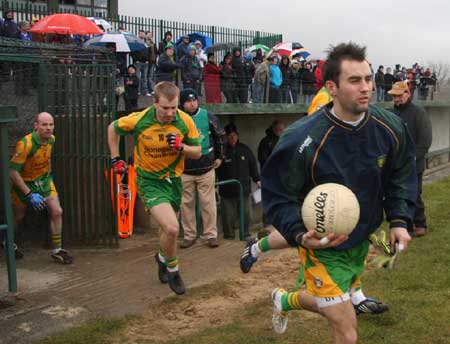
left=136, top=176, right=182, bottom=212
left=12, top=174, right=57, bottom=205
left=299, top=240, right=369, bottom=298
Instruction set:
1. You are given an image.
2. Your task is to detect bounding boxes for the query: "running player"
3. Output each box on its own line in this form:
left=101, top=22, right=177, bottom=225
left=9, top=112, right=73, bottom=264
left=261, top=42, right=416, bottom=341
left=107, top=81, right=201, bottom=295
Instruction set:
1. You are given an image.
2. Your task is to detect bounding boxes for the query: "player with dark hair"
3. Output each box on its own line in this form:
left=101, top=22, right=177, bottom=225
left=261, top=42, right=417, bottom=342
left=107, top=81, right=202, bottom=295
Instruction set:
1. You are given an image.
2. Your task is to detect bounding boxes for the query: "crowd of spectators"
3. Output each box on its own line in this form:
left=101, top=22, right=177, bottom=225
left=0, top=11, right=441, bottom=106
left=374, top=63, right=437, bottom=102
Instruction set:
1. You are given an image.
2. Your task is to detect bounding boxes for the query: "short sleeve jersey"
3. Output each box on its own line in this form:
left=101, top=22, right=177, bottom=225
left=114, top=106, right=201, bottom=179
left=307, top=87, right=333, bottom=115
left=9, top=131, right=55, bottom=181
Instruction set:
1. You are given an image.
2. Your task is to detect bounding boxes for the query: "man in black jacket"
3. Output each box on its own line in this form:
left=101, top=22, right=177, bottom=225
left=217, top=124, right=261, bottom=239
left=389, top=81, right=432, bottom=237
left=257, top=120, right=285, bottom=170
left=179, top=89, right=226, bottom=248
left=155, top=42, right=182, bottom=83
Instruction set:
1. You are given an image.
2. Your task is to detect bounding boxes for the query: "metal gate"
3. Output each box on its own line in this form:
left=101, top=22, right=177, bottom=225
left=0, top=37, right=118, bottom=246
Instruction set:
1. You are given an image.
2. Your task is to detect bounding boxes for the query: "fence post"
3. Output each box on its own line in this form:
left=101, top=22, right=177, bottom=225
left=0, top=106, right=18, bottom=293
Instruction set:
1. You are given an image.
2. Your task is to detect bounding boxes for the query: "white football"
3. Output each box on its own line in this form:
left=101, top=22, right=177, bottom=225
left=301, top=183, right=360, bottom=238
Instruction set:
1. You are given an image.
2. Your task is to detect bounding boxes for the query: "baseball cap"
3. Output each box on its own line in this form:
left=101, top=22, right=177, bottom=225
left=388, top=81, right=409, bottom=96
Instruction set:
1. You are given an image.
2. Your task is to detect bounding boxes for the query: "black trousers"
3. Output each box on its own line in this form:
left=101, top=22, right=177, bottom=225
left=414, top=172, right=427, bottom=228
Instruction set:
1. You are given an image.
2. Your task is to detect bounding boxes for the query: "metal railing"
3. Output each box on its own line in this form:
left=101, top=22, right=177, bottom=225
left=194, top=179, right=246, bottom=241
left=0, top=1, right=282, bottom=51
left=0, top=105, right=18, bottom=293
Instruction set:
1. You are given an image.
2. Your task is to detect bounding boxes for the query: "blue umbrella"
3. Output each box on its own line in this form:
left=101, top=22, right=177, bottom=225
left=175, top=32, right=213, bottom=50
left=83, top=31, right=147, bottom=52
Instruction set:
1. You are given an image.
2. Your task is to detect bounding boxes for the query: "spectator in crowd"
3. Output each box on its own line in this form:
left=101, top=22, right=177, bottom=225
left=254, top=48, right=263, bottom=63
left=217, top=124, right=261, bottom=239
left=14, top=20, right=32, bottom=96
left=158, top=31, right=173, bottom=55
left=279, top=56, right=293, bottom=103
left=155, top=42, right=181, bottom=83
left=107, top=82, right=201, bottom=295
left=253, top=57, right=269, bottom=103
left=106, top=42, right=125, bottom=109
left=220, top=52, right=237, bottom=103
left=123, top=64, right=139, bottom=111
left=375, top=65, right=385, bottom=102
left=203, top=52, right=222, bottom=103
left=290, top=60, right=302, bottom=104
left=384, top=67, right=395, bottom=101
left=231, top=47, right=248, bottom=103
left=194, top=40, right=207, bottom=69
left=30, top=16, right=45, bottom=43
left=145, top=31, right=158, bottom=93
left=407, top=66, right=418, bottom=99
left=9, top=112, right=73, bottom=264
left=180, top=44, right=201, bottom=95
left=16, top=20, right=31, bottom=41
left=244, top=52, right=256, bottom=102
left=301, top=62, right=316, bottom=105
left=1, top=10, right=19, bottom=38
left=418, top=68, right=432, bottom=100
left=389, top=81, right=432, bottom=237
left=131, top=30, right=151, bottom=96
left=268, top=56, right=282, bottom=103
left=177, top=35, right=190, bottom=60
left=314, top=59, right=325, bottom=91
left=257, top=119, right=285, bottom=170
left=179, top=88, right=226, bottom=249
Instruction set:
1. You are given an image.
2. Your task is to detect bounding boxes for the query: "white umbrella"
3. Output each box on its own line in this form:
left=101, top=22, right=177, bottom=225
left=87, top=17, right=112, bottom=32
left=84, top=31, right=147, bottom=53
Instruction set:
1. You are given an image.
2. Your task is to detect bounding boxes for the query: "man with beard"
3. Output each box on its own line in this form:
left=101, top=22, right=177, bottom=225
left=262, top=42, right=416, bottom=342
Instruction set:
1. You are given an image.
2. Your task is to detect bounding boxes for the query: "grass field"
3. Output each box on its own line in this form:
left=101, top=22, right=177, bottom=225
left=41, top=176, right=450, bottom=344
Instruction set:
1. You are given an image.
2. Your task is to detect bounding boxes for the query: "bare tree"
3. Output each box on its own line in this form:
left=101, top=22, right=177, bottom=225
left=426, top=61, right=450, bottom=87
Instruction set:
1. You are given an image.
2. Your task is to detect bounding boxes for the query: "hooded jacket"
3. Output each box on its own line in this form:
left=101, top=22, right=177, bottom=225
left=258, top=126, right=280, bottom=169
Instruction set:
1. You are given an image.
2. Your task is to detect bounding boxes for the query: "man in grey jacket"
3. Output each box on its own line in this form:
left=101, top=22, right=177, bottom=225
left=389, top=81, right=432, bottom=237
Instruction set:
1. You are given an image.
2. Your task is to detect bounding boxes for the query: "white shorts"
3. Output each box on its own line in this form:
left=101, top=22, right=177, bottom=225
left=315, top=292, right=350, bottom=308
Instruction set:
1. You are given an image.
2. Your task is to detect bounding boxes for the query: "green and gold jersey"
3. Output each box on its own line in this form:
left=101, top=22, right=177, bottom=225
left=114, top=106, right=201, bottom=179
left=9, top=131, right=55, bottom=181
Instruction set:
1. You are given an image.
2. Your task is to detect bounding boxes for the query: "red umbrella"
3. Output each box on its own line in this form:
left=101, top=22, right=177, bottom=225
left=29, top=13, right=103, bottom=35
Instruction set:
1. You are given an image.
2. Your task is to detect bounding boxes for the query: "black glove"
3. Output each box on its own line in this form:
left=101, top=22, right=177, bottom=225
left=166, top=133, right=184, bottom=151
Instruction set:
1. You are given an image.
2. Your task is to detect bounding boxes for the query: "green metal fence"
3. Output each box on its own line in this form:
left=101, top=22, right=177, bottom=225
left=0, top=105, right=18, bottom=293
left=0, top=37, right=118, bottom=246
left=0, top=0, right=282, bottom=50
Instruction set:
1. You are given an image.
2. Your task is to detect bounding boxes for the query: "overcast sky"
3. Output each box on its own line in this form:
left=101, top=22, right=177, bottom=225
left=120, top=0, right=450, bottom=69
